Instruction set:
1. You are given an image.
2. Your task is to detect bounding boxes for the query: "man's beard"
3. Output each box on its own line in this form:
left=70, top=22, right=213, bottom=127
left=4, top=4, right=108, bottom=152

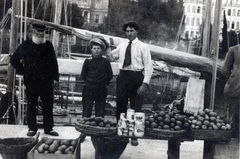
left=32, top=35, right=46, bottom=45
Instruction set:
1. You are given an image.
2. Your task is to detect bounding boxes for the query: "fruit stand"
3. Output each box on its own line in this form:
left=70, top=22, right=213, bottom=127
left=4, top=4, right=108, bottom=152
left=74, top=108, right=232, bottom=159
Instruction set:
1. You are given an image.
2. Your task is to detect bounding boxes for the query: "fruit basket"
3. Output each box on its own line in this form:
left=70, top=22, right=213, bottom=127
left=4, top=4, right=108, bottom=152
left=145, top=128, right=187, bottom=139
left=75, top=117, right=117, bottom=136
left=0, top=136, right=38, bottom=159
left=75, top=122, right=117, bottom=136
left=144, top=109, right=190, bottom=139
left=187, top=108, right=232, bottom=142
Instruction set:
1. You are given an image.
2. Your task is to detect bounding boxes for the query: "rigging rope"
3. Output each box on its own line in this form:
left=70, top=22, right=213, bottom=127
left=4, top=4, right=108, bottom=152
left=33, top=0, right=42, bottom=18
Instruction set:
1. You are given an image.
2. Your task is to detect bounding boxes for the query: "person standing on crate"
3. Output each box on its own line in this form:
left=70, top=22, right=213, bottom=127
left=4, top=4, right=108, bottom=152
left=108, top=21, right=153, bottom=146
left=221, top=45, right=240, bottom=139
left=80, top=38, right=113, bottom=142
left=10, top=23, right=59, bottom=136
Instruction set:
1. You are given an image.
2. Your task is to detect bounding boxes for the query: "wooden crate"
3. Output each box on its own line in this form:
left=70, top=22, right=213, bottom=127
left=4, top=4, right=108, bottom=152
left=190, top=129, right=232, bottom=142
left=27, top=138, right=80, bottom=159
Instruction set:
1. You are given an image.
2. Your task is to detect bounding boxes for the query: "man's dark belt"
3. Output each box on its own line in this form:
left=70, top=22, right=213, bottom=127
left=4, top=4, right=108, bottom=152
left=120, top=69, right=142, bottom=73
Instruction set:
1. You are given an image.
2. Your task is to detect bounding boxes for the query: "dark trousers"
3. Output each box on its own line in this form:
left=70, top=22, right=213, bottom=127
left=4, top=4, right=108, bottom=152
left=25, top=80, right=54, bottom=132
left=82, top=86, right=108, bottom=118
left=116, top=70, right=144, bottom=121
left=224, top=94, right=240, bottom=138
left=229, top=96, right=240, bottom=138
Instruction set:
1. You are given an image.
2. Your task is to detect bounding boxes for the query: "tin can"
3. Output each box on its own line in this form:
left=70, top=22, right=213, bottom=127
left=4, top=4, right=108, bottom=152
left=117, top=113, right=127, bottom=136
left=128, top=119, right=135, bottom=136
left=134, top=112, right=145, bottom=137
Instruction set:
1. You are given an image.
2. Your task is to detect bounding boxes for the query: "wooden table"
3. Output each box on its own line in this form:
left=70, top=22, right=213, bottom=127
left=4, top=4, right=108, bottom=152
left=86, top=130, right=233, bottom=159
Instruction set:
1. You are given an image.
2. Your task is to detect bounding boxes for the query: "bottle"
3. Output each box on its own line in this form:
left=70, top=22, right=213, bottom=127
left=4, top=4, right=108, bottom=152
left=117, top=113, right=126, bottom=136
left=127, top=109, right=135, bottom=121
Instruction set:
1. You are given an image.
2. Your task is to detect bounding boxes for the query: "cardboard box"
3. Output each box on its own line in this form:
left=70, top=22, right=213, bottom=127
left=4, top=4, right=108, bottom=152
left=27, top=138, right=80, bottom=159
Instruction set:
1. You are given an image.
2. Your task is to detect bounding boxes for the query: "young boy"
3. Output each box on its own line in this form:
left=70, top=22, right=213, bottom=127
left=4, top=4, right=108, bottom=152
left=80, top=38, right=113, bottom=142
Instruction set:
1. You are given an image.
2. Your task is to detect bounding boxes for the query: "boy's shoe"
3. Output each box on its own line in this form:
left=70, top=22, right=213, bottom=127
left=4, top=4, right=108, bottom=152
left=80, top=134, right=86, bottom=143
left=131, top=138, right=138, bottom=146
left=44, top=130, right=59, bottom=136
left=27, top=130, right=36, bottom=136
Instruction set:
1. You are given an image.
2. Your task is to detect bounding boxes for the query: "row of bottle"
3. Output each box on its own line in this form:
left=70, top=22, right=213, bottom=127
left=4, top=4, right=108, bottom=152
left=117, top=109, right=145, bottom=137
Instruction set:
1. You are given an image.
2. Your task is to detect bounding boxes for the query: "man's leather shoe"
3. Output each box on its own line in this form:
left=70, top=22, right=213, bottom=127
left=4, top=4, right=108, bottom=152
left=131, top=138, right=138, bottom=146
left=27, top=130, right=36, bottom=136
left=80, top=134, right=86, bottom=143
left=44, top=130, right=59, bottom=136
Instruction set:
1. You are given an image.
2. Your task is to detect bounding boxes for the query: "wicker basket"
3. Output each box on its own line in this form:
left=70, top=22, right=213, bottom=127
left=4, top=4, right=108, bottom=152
left=75, top=122, right=117, bottom=136
left=0, top=137, right=38, bottom=159
left=145, top=128, right=186, bottom=139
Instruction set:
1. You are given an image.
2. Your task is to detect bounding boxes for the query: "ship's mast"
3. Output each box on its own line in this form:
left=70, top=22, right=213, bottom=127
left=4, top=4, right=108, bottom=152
left=6, top=0, right=20, bottom=124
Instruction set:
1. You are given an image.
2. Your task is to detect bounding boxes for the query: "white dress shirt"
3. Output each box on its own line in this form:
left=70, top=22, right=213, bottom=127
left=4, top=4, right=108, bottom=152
left=111, top=38, right=153, bottom=84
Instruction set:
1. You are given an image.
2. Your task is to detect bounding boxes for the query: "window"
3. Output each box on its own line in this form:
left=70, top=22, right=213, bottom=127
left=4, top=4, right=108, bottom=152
left=228, top=9, right=231, bottom=16
left=233, top=9, right=236, bottom=16
left=227, top=21, right=230, bottom=28
left=186, top=17, right=190, bottom=25
left=197, top=6, right=201, bottom=13
left=232, top=21, right=235, bottom=29
left=191, top=18, right=195, bottom=26
left=94, top=14, right=99, bottom=23
left=185, top=31, right=189, bottom=39
left=237, top=22, right=239, bottom=29
left=192, top=6, right=196, bottom=13
left=190, top=31, right=194, bottom=38
left=237, top=10, right=240, bottom=16
left=95, top=0, right=100, bottom=8
left=197, top=18, right=200, bottom=25
left=187, top=6, right=190, bottom=12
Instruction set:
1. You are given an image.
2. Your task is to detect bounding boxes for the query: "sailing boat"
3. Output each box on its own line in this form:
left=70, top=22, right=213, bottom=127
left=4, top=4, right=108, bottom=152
left=1, top=0, right=225, bottom=124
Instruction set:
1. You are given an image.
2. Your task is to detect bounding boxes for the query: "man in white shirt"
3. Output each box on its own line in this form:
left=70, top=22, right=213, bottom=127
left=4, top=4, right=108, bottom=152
left=110, top=21, right=153, bottom=146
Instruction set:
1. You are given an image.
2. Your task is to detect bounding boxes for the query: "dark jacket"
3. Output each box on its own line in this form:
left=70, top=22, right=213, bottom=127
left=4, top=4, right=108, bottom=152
left=10, top=40, right=59, bottom=84
left=81, top=56, right=113, bottom=88
left=221, top=45, right=240, bottom=97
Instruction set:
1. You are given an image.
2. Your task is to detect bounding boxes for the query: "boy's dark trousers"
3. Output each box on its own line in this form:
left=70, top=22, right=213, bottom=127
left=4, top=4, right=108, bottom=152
left=82, top=85, right=108, bottom=118
left=80, top=85, right=108, bottom=143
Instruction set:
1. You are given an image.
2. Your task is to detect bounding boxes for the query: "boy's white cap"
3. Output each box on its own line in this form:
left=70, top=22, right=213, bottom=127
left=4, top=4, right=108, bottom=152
left=89, top=38, right=106, bottom=50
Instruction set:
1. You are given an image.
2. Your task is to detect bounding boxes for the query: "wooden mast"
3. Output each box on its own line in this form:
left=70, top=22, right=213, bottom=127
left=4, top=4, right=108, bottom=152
left=201, top=0, right=212, bottom=57
left=52, top=0, right=63, bottom=55
left=6, top=0, right=20, bottom=124
left=209, top=0, right=222, bottom=110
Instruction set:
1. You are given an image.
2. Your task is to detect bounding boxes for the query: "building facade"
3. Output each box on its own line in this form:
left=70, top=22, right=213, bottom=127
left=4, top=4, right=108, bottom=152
left=70, top=0, right=109, bottom=28
left=183, top=0, right=240, bottom=39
